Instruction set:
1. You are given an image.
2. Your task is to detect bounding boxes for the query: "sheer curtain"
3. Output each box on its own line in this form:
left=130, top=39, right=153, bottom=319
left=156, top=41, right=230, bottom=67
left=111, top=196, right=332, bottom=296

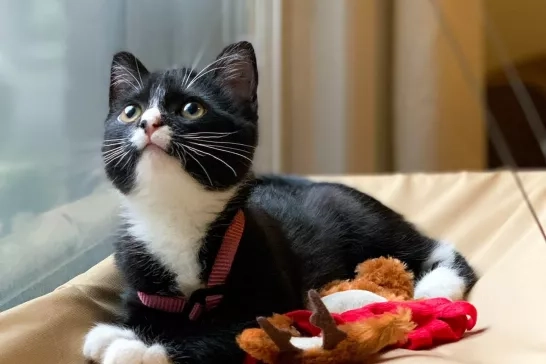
left=0, top=0, right=249, bottom=310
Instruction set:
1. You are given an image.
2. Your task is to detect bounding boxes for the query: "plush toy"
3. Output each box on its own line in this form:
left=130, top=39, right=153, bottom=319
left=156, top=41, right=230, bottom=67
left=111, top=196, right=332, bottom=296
left=318, top=257, right=414, bottom=314
left=237, top=257, right=478, bottom=364
left=320, top=257, right=415, bottom=300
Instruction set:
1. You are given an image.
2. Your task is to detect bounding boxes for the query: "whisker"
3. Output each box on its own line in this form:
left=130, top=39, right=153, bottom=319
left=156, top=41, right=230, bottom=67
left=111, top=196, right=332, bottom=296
left=103, top=150, right=126, bottom=164
left=175, top=146, right=187, bottom=167
left=181, top=68, right=191, bottom=89
left=102, top=142, right=126, bottom=148
left=188, top=146, right=206, bottom=157
left=185, top=53, right=242, bottom=89
left=134, top=55, right=143, bottom=87
left=102, top=147, right=125, bottom=157
left=182, top=135, right=233, bottom=141
left=181, top=138, right=255, bottom=149
left=120, top=151, right=134, bottom=171
left=103, top=143, right=125, bottom=149
left=186, top=14, right=221, bottom=80
left=186, top=67, right=228, bottom=90
left=101, top=140, right=129, bottom=149
left=181, top=132, right=238, bottom=140
left=186, top=55, right=204, bottom=88
left=103, top=138, right=129, bottom=142
left=183, top=131, right=237, bottom=136
left=185, top=141, right=252, bottom=155
left=102, top=144, right=125, bottom=150
left=112, top=64, right=142, bottom=90
left=182, top=144, right=237, bottom=176
left=102, top=146, right=125, bottom=156
left=184, top=147, right=213, bottom=186
left=113, top=150, right=132, bottom=168
left=182, top=47, right=209, bottom=89
left=111, top=77, right=139, bottom=93
left=104, top=151, right=126, bottom=166
left=186, top=142, right=253, bottom=163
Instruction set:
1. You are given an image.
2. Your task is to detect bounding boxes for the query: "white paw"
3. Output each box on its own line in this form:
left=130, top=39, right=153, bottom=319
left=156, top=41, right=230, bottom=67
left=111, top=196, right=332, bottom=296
left=83, top=324, right=138, bottom=362
left=143, top=344, right=171, bottom=364
left=83, top=323, right=170, bottom=364
left=414, top=266, right=465, bottom=300
left=103, top=338, right=147, bottom=364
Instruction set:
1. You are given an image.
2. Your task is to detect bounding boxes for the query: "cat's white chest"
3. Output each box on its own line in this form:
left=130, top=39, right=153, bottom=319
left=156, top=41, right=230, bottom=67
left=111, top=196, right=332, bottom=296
left=126, top=208, right=206, bottom=294
left=122, top=150, right=237, bottom=295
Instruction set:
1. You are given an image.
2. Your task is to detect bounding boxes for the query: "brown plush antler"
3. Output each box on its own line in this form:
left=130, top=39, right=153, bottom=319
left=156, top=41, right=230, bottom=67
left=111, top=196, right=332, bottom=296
left=308, top=290, right=347, bottom=350
left=257, top=316, right=302, bottom=356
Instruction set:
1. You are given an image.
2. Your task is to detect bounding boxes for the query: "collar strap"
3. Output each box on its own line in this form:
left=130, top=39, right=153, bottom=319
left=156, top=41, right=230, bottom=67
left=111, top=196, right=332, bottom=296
left=137, top=210, right=245, bottom=319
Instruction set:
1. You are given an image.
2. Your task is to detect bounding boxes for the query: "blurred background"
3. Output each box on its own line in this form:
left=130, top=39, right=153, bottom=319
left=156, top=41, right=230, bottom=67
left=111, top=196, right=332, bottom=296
left=1, top=0, right=544, bottom=309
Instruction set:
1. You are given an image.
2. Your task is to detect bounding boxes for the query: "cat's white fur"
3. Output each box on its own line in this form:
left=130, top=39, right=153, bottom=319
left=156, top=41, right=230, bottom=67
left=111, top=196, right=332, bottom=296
left=414, top=241, right=466, bottom=300
left=124, top=119, right=238, bottom=295
left=83, top=324, right=170, bottom=364
left=83, top=117, right=239, bottom=363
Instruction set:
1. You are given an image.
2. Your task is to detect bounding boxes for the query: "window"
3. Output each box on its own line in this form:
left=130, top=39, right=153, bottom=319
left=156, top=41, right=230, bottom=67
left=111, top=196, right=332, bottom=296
left=0, top=0, right=249, bottom=310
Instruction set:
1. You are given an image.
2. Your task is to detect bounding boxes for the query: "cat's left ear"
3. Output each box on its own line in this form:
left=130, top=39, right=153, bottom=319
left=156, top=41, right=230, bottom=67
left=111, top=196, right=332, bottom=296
left=109, top=51, right=149, bottom=106
left=213, top=41, right=258, bottom=112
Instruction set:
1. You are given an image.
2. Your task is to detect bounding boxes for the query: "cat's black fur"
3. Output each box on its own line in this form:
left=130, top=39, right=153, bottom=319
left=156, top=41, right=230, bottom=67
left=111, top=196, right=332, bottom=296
left=94, top=42, right=477, bottom=364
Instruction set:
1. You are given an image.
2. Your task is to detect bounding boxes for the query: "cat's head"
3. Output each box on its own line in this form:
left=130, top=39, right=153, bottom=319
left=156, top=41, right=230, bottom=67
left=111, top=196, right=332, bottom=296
left=102, top=41, right=258, bottom=195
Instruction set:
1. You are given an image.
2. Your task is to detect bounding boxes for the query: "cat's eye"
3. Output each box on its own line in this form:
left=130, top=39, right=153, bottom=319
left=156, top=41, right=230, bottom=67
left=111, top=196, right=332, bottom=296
left=119, top=105, right=142, bottom=123
left=181, top=102, right=206, bottom=120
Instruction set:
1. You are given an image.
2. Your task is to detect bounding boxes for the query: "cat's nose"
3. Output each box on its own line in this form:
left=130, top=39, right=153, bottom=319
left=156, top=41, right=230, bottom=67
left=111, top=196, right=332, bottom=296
left=139, top=107, right=163, bottom=136
left=140, top=118, right=164, bottom=137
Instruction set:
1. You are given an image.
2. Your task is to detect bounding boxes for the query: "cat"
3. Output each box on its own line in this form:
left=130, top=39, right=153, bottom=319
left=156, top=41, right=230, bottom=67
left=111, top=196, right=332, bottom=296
left=82, top=41, right=477, bottom=364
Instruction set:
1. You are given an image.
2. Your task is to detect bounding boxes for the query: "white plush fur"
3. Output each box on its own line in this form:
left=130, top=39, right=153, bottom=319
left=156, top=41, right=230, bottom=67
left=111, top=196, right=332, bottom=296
left=321, top=290, right=387, bottom=314
left=414, top=241, right=466, bottom=300
left=123, top=125, right=238, bottom=295
left=83, top=323, right=170, bottom=364
left=290, top=336, right=324, bottom=350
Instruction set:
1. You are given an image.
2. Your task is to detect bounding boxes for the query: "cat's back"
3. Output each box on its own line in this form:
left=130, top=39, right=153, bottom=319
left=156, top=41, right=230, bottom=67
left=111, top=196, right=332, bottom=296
left=248, top=174, right=398, bottom=229
left=247, top=174, right=415, bottom=289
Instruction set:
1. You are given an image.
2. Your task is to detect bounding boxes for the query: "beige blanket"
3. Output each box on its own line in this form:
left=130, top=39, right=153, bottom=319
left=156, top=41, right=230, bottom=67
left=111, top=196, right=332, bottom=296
left=2, top=172, right=545, bottom=363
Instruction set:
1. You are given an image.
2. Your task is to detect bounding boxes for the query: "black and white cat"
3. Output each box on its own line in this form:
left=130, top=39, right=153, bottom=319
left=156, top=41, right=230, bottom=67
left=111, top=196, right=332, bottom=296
left=82, top=41, right=477, bottom=364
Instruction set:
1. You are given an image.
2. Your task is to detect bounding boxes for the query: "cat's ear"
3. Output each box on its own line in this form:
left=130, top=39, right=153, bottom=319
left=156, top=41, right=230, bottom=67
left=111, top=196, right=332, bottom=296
left=213, top=41, right=258, bottom=111
left=109, top=51, right=149, bottom=106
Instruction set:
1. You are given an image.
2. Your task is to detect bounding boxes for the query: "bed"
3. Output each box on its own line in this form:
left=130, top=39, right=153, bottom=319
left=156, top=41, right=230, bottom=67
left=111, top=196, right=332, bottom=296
left=1, top=171, right=545, bottom=363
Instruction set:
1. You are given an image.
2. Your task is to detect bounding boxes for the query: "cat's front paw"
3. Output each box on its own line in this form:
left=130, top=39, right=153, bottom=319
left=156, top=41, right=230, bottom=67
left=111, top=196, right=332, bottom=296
left=102, top=340, right=169, bottom=364
left=83, top=323, right=170, bottom=364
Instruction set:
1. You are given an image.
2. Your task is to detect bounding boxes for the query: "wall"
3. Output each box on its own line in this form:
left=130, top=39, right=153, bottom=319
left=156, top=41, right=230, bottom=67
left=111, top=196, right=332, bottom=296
left=485, top=0, right=546, bottom=73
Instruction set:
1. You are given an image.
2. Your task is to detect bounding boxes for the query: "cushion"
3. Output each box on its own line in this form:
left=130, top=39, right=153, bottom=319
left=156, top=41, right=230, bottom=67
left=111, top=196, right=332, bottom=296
left=1, top=171, right=545, bottom=363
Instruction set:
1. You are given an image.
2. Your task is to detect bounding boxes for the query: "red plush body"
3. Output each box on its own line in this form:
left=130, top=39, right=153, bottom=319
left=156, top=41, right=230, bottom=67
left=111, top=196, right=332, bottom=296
left=286, top=298, right=477, bottom=350
left=244, top=298, right=477, bottom=364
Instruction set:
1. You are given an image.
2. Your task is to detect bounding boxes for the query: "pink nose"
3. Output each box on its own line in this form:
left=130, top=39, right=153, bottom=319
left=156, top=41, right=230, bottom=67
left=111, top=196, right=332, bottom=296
left=139, top=108, right=163, bottom=137
left=143, top=119, right=163, bottom=137
left=138, top=117, right=163, bottom=137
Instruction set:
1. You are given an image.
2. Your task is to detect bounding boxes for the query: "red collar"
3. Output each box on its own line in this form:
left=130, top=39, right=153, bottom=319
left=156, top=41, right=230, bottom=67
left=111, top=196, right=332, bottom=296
left=137, top=210, right=245, bottom=320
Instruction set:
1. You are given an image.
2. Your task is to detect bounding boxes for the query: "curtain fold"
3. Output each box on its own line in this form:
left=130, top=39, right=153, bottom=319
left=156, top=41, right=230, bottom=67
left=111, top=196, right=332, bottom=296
left=392, top=0, right=486, bottom=172
left=274, top=0, right=390, bottom=174
left=264, top=0, right=486, bottom=174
